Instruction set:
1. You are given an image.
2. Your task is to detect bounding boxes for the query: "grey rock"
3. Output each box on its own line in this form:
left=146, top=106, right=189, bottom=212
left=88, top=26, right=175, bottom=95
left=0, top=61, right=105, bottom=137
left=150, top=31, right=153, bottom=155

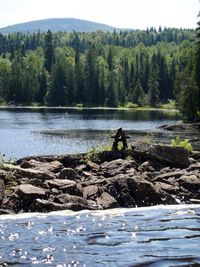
left=86, top=161, right=100, bottom=171
left=83, top=185, right=99, bottom=199
left=153, top=171, right=185, bottom=182
left=16, top=184, right=46, bottom=198
left=54, top=193, right=87, bottom=206
left=96, top=192, right=119, bottom=209
left=59, top=168, right=80, bottom=180
left=3, top=164, right=56, bottom=180
left=45, top=179, right=76, bottom=189
left=178, top=175, right=200, bottom=191
left=23, top=159, right=63, bottom=173
left=149, top=145, right=190, bottom=168
left=33, top=198, right=88, bottom=212
left=131, top=141, right=150, bottom=159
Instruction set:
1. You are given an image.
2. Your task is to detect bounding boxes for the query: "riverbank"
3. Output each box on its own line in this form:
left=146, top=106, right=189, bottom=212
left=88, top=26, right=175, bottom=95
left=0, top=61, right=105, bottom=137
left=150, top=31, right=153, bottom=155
left=1, top=142, right=200, bottom=214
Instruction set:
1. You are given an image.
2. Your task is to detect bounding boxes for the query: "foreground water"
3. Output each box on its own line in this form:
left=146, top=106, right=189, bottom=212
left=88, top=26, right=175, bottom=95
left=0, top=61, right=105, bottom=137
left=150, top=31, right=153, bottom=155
left=0, top=108, right=181, bottom=159
left=0, top=205, right=200, bottom=266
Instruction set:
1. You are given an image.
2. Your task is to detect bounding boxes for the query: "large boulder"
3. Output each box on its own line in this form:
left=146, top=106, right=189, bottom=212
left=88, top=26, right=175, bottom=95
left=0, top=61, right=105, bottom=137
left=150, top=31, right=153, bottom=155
left=16, top=184, right=46, bottom=198
left=3, top=164, right=56, bottom=180
left=149, top=144, right=190, bottom=168
left=131, top=142, right=150, bottom=160
left=21, top=160, right=63, bottom=173
left=59, top=168, right=80, bottom=180
left=96, top=192, right=119, bottom=209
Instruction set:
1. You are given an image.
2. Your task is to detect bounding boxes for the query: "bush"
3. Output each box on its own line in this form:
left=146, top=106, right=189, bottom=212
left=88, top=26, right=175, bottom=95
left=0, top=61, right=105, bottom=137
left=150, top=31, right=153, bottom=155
left=171, top=137, right=193, bottom=152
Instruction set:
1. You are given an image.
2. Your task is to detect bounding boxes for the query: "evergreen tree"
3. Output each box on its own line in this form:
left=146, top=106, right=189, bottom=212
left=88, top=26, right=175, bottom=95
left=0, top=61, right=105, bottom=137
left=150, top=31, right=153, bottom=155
left=47, top=48, right=67, bottom=105
left=0, top=57, right=11, bottom=102
left=36, top=68, right=48, bottom=104
left=131, top=79, right=145, bottom=106
left=44, top=30, right=54, bottom=73
left=85, top=43, right=98, bottom=105
left=106, top=70, right=117, bottom=107
left=147, top=54, right=160, bottom=106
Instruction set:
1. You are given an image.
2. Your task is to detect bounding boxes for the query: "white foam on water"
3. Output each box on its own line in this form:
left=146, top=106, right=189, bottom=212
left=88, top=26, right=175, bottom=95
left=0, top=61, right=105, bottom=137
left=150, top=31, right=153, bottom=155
left=1, top=204, right=200, bottom=221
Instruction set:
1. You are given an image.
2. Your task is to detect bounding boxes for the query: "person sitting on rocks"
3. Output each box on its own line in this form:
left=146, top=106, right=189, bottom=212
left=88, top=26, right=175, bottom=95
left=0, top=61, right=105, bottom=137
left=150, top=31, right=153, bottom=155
left=111, top=128, right=130, bottom=151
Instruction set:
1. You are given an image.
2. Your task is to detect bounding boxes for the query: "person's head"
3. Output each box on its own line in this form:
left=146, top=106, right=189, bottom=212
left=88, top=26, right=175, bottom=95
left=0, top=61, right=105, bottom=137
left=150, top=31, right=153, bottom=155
left=118, top=127, right=122, bottom=133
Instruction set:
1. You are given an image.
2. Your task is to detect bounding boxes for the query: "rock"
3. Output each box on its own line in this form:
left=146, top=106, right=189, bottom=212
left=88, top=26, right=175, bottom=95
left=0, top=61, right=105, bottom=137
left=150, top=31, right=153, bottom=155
left=135, top=180, right=175, bottom=206
left=104, top=175, right=137, bottom=207
left=187, top=163, right=200, bottom=171
left=160, top=122, right=200, bottom=131
left=59, top=168, right=80, bottom=180
left=22, top=160, right=63, bottom=173
left=131, top=142, right=150, bottom=160
left=96, top=192, right=119, bottom=209
left=178, top=175, right=200, bottom=191
left=0, top=179, right=5, bottom=203
left=191, top=151, right=200, bottom=160
left=32, top=198, right=88, bottom=212
left=54, top=193, right=87, bottom=206
left=149, top=145, right=190, bottom=168
left=152, top=171, right=185, bottom=182
left=16, top=184, right=46, bottom=198
left=0, top=169, right=8, bottom=178
left=45, top=179, right=76, bottom=189
left=101, top=159, right=134, bottom=177
left=86, top=161, right=100, bottom=171
left=61, top=183, right=83, bottom=197
left=0, top=209, right=14, bottom=215
left=83, top=185, right=99, bottom=199
left=154, top=182, right=180, bottom=194
left=140, top=161, right=155, bottom=171
left=3, top=164, right=56, bottom=180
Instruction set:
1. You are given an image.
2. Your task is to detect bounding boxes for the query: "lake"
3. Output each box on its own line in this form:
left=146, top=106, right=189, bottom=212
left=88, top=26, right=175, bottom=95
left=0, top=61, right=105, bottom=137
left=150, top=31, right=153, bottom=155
left=0, top=108, right=180, bottom=160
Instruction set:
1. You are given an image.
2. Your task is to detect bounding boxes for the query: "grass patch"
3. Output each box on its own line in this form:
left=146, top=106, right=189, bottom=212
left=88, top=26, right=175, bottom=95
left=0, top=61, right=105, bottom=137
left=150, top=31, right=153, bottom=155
left=171, top=137, right=193, bottom=152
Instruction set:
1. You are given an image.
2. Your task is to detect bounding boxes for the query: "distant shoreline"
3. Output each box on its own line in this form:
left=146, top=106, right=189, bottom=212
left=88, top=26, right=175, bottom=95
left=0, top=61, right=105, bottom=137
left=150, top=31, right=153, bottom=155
left=0, top=105, right=179, bottom=112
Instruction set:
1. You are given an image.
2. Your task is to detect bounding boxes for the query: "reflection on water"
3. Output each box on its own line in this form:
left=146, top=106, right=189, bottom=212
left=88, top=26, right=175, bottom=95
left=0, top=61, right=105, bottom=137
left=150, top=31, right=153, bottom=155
left=0, top=205, right=200, bottom=266
left=0, top=108, right=182, bottom=159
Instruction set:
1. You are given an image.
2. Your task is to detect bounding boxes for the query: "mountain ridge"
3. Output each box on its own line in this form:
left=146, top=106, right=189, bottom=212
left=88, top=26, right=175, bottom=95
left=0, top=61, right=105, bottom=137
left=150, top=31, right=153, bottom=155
left=0, top=18, right=118, bottom=33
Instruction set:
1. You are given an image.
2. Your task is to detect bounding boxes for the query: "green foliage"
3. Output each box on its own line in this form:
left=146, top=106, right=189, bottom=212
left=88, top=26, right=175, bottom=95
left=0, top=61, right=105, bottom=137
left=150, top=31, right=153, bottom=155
left=85, top=144, right=112, bottom=163
left=160, top=99, right=176, bottom=110
left=0, top=28, right=198, bottom=124
left=0, top=153, right=12, bottom=167
left=171, top=137, right=193, bottom=152
left=125, top=102, right=138, bottom=108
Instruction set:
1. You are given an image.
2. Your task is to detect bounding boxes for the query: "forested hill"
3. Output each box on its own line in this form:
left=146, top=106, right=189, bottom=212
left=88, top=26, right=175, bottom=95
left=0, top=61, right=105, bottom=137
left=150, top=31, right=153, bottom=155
left=0, top=26, right=199, bottom=121
left=0, top=18, right=116, bottom=34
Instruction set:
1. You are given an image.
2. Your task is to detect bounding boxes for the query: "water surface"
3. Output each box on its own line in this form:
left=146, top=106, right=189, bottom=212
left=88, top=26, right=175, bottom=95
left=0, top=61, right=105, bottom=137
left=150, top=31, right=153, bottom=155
left=0, top=205, right=200, bottom=266
left=0, top=108, right=180, bottom=159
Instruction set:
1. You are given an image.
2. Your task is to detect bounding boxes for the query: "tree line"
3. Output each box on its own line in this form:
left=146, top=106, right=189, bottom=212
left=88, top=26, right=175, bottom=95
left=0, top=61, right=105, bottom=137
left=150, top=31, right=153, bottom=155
left=0, top=26, right=199, bottom=121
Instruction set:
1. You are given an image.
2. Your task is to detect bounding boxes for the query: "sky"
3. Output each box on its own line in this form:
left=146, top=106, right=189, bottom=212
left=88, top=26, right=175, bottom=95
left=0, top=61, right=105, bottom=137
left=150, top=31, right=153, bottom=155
left=0, top=0, right=199, bottom=30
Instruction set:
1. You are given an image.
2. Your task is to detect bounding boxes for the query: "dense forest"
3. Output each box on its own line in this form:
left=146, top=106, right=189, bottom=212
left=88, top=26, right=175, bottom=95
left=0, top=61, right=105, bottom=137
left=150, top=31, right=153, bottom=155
left=0, top=26, right=199, bottom=121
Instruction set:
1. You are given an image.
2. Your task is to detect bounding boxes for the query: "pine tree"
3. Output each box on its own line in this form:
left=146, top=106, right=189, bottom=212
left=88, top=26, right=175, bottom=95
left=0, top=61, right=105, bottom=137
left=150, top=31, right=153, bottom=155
left=131, top=79, right=145, bottom=106
left=147, top=54, right=160, bottom=106
left=44, top=30, right=54, bottom=73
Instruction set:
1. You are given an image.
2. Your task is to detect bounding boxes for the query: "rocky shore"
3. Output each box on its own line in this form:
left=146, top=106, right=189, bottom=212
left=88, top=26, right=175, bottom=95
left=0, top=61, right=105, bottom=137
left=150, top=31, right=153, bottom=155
left=0, top=142, right=200, bottom=215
